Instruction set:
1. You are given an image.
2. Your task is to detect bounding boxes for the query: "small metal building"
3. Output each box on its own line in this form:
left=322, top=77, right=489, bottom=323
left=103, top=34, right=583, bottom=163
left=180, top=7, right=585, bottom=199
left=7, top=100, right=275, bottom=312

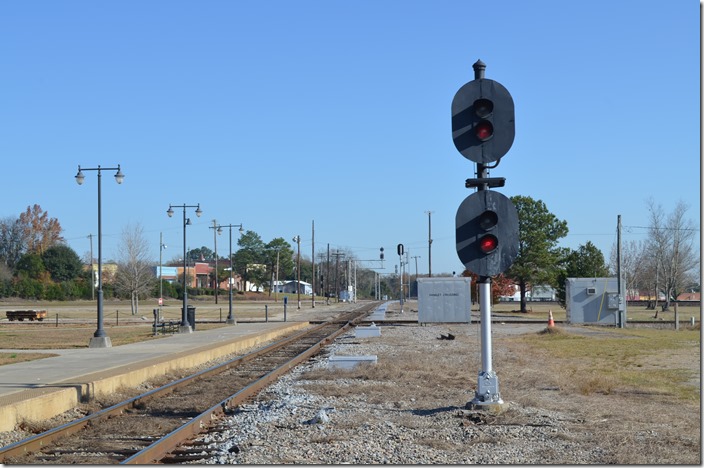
left=279, top=280, right=312, bottom=295
left=565, top=277, right=625, bottom=325
left=417, top=277, right=471, bottom=323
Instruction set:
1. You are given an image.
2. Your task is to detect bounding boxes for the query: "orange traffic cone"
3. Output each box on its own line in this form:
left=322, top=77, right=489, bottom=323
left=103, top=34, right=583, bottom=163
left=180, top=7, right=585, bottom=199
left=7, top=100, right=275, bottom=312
left=548, top=310, right=555, bottom=328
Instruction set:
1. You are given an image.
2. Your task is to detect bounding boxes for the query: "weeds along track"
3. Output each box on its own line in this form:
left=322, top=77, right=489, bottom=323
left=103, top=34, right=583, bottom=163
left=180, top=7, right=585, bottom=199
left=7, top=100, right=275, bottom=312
left=0, top=302, right=379, bottom=465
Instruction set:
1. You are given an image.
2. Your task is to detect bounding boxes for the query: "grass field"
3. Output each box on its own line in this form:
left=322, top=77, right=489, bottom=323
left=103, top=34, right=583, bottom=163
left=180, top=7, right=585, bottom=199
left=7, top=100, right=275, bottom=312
left=0, top=295, right=308, bottom=363
left=0, top=296, right=699, bottom=366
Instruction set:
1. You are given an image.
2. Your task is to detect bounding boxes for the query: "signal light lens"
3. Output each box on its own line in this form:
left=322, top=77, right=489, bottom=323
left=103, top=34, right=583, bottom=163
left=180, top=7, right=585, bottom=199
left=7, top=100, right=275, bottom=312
left=478, top=210, right=498, bottom=231
left=479, top=234, right=498, bottom=254
left=474, top=98, right=494, bottom=118
left=475, top=121, right=493, bottom=141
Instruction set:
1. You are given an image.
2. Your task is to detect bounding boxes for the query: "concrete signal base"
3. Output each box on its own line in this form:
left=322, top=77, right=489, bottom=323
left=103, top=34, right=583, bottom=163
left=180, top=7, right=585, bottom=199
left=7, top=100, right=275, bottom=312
left=465, top=400, right=510, bottom=415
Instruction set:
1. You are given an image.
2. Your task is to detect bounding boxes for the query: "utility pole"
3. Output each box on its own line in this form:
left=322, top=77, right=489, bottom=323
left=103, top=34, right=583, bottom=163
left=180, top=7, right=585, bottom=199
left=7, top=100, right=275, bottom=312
left=412, top=255, right=420, bottom=297
left=210, top=219, right=218, bottom=304
left=311, top=220, right=315, bottom=309
left=397, top=244, right=405, bottom=312
left=425, top=211, right=433, bottom=277
left=331, top=250, right=345, bottom=303
left=617, top=215, right=625, bottom=328
left=159, top=232, right=166, bottom=317
left=293, top=235, right=301, bottom=309
left=326, top=244, right=330, bottom=305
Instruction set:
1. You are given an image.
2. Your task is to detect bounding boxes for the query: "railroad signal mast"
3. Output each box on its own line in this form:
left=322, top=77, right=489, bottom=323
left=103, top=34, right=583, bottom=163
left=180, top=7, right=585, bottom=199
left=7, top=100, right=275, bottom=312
left=452, top=60, right=519, bottom=408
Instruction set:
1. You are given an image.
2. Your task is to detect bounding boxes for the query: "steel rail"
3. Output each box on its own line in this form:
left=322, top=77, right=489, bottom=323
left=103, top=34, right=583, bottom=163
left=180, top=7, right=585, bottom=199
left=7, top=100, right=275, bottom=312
left=122, top=314, right=362, bottom=464
left=0, top=304, right=376, bottom=463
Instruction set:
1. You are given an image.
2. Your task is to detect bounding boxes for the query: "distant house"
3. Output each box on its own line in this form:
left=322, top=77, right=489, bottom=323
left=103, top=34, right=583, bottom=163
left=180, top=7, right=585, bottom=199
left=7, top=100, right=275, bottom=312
left=193, top=262, right=211, bottom=288
left=499, top=284, right=555, bottom=302
left=677, top=292, right=700, bottom=302
left=529, top=285, right=556, bottom=301
left=277, top=280, right=313, bottom=295
left=85, top=263, right=119, bottom=287
left=153, top=263, right=210, bottom=288
left=216, top=269, right=244, bottom=292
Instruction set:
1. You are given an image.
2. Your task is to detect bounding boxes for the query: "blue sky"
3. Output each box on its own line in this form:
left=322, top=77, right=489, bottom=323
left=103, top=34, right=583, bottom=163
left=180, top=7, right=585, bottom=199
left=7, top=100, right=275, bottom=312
left=1, top=0, right=700, bottom=276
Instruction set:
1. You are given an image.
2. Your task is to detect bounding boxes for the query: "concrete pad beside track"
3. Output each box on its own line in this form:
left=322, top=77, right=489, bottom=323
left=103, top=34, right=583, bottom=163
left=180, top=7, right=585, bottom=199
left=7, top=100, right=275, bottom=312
left=0, top=321, right=309, bottom=432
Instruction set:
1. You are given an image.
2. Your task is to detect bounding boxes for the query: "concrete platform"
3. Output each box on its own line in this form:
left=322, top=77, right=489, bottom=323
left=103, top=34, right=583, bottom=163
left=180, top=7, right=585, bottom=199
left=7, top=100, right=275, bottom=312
left=0, top=320, right=309, bottom=432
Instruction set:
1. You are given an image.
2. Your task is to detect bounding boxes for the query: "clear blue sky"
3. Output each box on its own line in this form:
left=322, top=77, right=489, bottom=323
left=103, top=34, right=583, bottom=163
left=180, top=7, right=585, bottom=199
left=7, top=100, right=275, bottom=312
left=1, top=0, right=700, bottom=276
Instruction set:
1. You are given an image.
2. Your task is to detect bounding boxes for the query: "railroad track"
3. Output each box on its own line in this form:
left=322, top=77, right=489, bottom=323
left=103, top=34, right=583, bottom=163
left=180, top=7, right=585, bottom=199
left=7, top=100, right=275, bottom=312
left=0, top=302, right=379, bottom=464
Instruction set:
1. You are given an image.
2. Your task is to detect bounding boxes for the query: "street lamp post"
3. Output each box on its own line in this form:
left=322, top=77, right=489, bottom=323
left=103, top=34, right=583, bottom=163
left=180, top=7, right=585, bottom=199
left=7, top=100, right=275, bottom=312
left=215, top=223, right=243, bottom=324
left=75, top=164, right=124, bottom=348
left=167, top=203, right=202, bottom=333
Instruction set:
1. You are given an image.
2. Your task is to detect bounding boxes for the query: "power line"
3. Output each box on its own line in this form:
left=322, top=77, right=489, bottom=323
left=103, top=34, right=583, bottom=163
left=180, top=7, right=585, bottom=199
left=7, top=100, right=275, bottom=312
left=624, top=225, right=700, bottom=232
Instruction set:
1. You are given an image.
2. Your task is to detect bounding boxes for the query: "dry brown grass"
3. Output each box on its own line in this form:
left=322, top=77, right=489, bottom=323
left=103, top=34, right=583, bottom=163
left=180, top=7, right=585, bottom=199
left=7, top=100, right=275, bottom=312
left=0, top=352, right=58, bottom=365
left=0, top=297, right=339, bottom=360
left=297, top=324, right=700, bottom=464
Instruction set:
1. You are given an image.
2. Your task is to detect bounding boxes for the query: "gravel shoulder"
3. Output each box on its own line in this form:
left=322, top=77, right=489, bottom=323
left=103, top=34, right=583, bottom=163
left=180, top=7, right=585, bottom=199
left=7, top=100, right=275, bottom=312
left=190, top=310, right=701, bottom=465
left=2, top=302, right=699, bottom=464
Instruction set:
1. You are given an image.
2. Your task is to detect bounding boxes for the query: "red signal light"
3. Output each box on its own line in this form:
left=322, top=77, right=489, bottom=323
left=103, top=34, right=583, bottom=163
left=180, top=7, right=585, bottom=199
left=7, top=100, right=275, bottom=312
left=475, top=121, right=493, bottom=141
left=479, top=234, right=498, bottom=254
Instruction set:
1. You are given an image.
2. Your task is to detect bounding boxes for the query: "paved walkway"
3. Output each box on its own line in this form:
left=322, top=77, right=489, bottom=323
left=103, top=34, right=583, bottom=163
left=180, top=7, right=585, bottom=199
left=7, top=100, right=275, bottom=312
left=0, top=320, right=308, bottom=401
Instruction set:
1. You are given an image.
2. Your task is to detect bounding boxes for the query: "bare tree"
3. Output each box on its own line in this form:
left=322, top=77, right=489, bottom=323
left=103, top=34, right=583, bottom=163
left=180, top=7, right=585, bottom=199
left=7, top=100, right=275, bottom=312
left=610, top=239, right=649, bottom=300
left=0, top=217, right=25, bottom=269
left=114, top=223, right=155, bottom=315
left=646, top=199, right=699, bottom=314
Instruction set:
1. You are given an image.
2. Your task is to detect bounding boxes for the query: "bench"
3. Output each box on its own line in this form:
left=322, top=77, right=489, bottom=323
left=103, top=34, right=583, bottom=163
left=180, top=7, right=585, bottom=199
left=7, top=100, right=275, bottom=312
left=152, top=321, right=179, bottom=335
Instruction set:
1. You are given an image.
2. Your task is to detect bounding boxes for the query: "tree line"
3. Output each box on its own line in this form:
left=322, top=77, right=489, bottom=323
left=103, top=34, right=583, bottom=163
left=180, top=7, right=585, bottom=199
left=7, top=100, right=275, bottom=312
left=0, top=197, right=698, bottom=316
left=0, top=206, right=390, bottom=312
left=480, top=196, right=699, bottom=312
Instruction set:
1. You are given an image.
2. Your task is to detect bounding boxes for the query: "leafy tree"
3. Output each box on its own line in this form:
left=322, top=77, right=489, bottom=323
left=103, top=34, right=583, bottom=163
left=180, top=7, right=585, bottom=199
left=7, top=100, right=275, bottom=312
left=555, top=241, right=609, bottom=306
left=263, top=238, right=294, bottom=295
left=506, top=195, right=568, bottom=312
left=187, top=246, right=215, bottom=262
left=210, top=264, right=229, bottom=291
left=13, top=276, right=44, bottom=299
left=463, top=271, right=516, bottom=304
left=42, top=244, right=83, bottom=282
left=234, top=231, right=266, bottom=291
left=15, top=252, right=46, bottom=280
left=17, top=204, right=63, bottom=255
left=154, top=278, right=179, bottom=299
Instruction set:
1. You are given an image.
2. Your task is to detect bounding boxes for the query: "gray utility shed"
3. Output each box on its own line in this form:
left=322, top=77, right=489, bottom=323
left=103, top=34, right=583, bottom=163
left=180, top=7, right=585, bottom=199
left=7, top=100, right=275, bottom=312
left=565, top=277, right=624, bottom=325
left=417, top=277, right=471, bottom=323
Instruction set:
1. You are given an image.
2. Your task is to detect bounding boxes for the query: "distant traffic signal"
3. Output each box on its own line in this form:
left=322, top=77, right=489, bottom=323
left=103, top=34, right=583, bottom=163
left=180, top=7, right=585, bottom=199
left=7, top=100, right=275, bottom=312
left=455, top=190, right=518, bottom=277
left=451, top=77, right=515, bottom=164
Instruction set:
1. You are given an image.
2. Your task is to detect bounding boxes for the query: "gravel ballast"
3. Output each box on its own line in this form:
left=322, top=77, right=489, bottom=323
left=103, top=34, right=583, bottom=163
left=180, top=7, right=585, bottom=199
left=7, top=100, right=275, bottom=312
left=187, top=317, right=699, bottom=464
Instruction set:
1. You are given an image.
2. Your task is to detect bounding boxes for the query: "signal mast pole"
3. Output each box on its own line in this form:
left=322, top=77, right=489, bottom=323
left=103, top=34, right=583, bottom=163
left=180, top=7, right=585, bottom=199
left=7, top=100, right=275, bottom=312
left=452, top=59, right=518, bottom=409
left=472, top=60, right=501, bottom=407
